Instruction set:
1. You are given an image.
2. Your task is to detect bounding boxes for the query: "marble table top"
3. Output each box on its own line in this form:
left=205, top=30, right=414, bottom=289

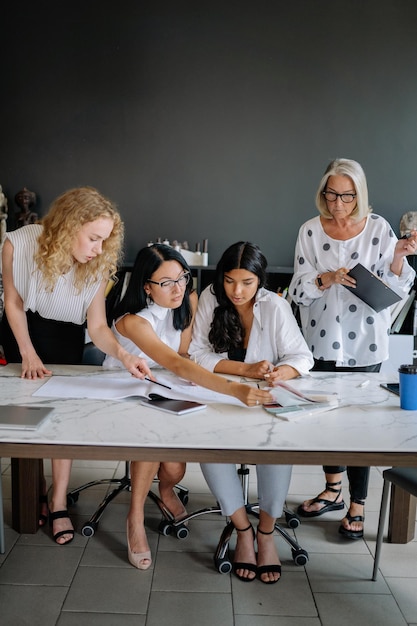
left=1, top=365, right=416, bottom=464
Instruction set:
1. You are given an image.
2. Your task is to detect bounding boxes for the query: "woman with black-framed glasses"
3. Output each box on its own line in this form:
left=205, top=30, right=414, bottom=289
left=289, top=157, right=416, bottom=540
left=103, top=244, right=274, bottom=570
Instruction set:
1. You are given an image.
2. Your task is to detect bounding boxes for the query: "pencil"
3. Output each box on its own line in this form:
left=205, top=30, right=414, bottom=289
left=145, top=377, right=172, bottom=390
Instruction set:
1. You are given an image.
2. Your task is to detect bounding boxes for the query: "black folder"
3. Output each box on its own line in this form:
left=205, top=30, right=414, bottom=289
left=343, top=263, right=402, bottom=312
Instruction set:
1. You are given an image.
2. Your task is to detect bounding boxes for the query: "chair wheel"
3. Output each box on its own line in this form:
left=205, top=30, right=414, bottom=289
left=158, top=520, right=173, bottom=536
left=292, top=548, right=309, bottom=565
left=82, top=522, right=97, bottom=537
left=66, top=493, right=79, bottom=506
left=285, top=512, right=300, bottom=529
left=175, top=524, right=189, bottom=540
left=178, top=492, right=189, bottom=506
left=215, top=557, right=233, bottom=574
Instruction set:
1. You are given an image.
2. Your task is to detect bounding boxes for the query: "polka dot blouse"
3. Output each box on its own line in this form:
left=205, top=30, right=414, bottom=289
left=289, top=214, right=415, bottom=367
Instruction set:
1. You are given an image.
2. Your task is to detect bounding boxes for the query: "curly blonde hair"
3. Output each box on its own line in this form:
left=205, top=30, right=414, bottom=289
left=35, top=187, right=124, bottom=291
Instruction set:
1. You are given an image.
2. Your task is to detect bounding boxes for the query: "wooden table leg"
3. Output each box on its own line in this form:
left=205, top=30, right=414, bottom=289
left=388, top=484, right=417, bottom=543
left=11, top=458, right=41, bottom=533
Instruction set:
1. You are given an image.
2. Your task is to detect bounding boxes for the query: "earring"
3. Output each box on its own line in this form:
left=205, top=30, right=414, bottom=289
left=146, top=294, right=153, bottom=307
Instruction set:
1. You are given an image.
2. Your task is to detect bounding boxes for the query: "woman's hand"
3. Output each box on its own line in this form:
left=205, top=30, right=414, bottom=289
left=20, top=352, right=52, bottom=379
left=243, top=360, right=274, bottom=379
left=120, top=353, right=153, bottom=379
left=390, top=230, right=417, bottom=275
left=264, top=364, right=299, bottom=384
left=232, top=382, right=274, bottom=407
left=394, top=231, right=417, bottom=258
left=316, top=267, right=356, bottom=290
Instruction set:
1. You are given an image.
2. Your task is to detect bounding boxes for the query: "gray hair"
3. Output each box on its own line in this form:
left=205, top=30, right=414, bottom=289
left=315, top=158, right=371, bottom=221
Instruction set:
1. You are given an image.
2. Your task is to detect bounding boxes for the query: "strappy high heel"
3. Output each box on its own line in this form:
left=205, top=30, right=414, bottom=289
left=49, top=510, right=74, bottom=545
left=233, top=523, right=257, bottom=582
left=297, top=480, right=345, bottom=517
left=338, top=498, right=365, bottom=539
left=256, top=527, right=281, bottom=584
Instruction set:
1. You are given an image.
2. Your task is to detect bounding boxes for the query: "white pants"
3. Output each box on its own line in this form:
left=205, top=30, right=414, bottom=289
left=200, top=463, right=292, bottom=519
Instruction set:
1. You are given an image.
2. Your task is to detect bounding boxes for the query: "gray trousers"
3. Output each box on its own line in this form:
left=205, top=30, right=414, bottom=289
left=200, top=463, right=292, bottom=519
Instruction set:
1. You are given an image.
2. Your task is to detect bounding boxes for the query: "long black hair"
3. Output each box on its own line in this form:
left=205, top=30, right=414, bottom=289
left=112, top=244, right=193, bottom=331
left=208, top=241, right=268, bottom=353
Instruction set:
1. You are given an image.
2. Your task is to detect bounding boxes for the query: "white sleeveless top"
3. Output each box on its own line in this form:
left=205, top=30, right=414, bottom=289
left=103, top=302, right=181, bottom=369
left=6, top=224, right=101, bottom=324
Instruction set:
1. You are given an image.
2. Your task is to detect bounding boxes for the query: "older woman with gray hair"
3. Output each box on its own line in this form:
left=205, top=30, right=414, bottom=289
left=289, top=157, right=416, bottom=539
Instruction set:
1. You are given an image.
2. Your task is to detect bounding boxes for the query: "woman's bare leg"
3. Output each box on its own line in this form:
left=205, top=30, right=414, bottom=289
left=50, top=459, right=73, bottom=544
left=127, top=460, right=160, bottom=565
left=158, top=462, right=187, bottom=519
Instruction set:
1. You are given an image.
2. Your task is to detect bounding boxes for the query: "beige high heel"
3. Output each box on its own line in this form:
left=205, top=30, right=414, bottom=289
left=126, top=522, right=152, bottom=570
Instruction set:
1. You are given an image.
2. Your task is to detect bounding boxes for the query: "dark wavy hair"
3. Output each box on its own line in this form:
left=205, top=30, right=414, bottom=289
left=209, top=241, right=268, bottom=353
left=113, top=244, right=193, bottom=331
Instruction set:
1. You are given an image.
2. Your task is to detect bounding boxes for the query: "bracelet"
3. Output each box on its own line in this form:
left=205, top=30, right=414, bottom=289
left=317, top=274, right=324, bottom=288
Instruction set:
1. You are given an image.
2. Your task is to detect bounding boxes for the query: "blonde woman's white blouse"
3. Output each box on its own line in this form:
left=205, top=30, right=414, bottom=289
left=6, top=224, right=101, bottom=325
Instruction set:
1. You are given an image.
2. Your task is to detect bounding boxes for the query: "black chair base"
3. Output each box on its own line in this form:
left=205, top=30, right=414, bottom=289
left=161, top=464, right=309, bottom=573
left=66, top=461, right=189, bottom=538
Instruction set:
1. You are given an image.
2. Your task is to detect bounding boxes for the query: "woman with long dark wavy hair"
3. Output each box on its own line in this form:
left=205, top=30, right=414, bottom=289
left=103, top=244, right=274, bottom=570
left=189, top=241, right=313, bottom=584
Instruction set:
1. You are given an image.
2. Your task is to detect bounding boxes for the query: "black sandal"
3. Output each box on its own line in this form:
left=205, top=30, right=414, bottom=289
left=338, top=498, right=365, bottom=540
left=49, top=510, right=75, bottom=545
left=297, top=480, right=345, bottom=518
left=233, top=523, right=257, bottom=582
left=39, top=494, right=48, bottom=527
left=256, top=527, right=281, bottom=584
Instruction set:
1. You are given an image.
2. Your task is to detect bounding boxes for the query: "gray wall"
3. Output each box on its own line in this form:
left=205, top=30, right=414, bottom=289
left=2, top=1, right=417, bottom=266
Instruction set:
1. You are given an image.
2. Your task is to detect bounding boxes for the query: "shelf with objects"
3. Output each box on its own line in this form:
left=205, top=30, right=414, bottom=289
left=190, top=265, right=294, bottom=295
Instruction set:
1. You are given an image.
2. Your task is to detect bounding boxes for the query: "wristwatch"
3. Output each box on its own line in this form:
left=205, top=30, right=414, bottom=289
left=317, top=274, right=324, bottom=288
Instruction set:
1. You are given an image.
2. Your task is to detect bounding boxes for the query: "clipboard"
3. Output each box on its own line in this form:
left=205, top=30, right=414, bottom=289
left=343, top=263, right=402, bottom=312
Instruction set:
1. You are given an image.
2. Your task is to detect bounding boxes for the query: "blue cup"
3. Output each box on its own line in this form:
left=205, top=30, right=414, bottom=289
left=398, top=364, right=417, bottom=410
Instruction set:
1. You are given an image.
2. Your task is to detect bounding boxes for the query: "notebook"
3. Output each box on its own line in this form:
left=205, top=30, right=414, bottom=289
left=344, top=263, right=403, bottom=312
left=0, top=405, right=54, bottom=430
left=138, top=394, right=206, bottom=415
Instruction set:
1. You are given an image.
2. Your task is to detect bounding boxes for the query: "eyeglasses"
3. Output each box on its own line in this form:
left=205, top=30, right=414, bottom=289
left=147, top=272, right=191, bottom=290
left=322, top=191, right=357, bottom=203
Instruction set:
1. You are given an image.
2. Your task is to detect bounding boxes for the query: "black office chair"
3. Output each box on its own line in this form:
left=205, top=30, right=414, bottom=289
left=66, top=341, right=190, bottom=538
left=372, top=467, right=417, bottom=581
left=160, top=463, right=309, bottom=572
left=67, top=460, right=190, bottom=538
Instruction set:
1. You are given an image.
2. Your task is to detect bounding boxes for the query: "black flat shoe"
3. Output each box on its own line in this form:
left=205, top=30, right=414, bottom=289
left=297, top=480, right=345, bottom=518
left=338, top=499, right=365, bottom=540
left=49, top=510, right=75, bottom=545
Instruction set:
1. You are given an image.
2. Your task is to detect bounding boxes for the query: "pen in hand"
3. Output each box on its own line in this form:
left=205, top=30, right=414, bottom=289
left=144, top=377, right=172, bottom=390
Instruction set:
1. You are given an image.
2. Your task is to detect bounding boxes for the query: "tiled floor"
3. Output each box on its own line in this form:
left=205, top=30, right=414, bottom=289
left=0, top=460, right=416, bottom=626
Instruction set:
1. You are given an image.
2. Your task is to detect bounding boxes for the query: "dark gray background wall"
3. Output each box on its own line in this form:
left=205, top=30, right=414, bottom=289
left=1, top=1, right=417, bottom=266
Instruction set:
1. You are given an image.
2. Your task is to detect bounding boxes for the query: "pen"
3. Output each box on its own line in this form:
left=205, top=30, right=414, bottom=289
left=145, top=377, right=172, bottom=390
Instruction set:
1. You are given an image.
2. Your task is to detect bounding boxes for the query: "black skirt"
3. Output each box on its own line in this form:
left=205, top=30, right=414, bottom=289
left=1, top=309, right=85, bottom=365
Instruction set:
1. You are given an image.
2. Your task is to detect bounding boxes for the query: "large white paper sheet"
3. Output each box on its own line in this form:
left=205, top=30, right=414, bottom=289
left=32, top=372, right=246, bottom=406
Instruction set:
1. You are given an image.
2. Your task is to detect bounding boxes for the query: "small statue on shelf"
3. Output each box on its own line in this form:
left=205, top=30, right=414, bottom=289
left=15, top=187, right=38, bottom=228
